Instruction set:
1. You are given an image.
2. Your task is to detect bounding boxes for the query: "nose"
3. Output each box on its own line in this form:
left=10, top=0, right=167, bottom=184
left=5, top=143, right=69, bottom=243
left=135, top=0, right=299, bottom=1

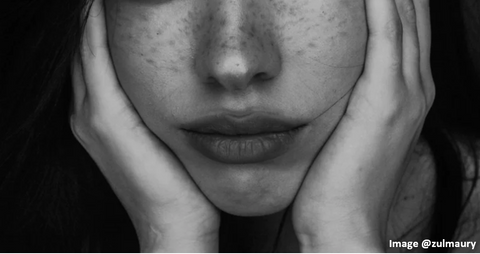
left=194, top=0, right=281, bottom=92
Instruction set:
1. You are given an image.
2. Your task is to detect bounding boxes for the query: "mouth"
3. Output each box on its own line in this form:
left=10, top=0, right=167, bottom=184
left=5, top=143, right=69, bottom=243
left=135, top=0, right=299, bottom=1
left=181, top=114, right=307, bottom=164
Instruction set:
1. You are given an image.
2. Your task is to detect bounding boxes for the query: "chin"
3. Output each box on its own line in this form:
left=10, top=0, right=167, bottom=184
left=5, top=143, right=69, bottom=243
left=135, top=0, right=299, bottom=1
left=183, top=160, right=310, bottom=217
left=210, top=187, right=299, bottom=217
left=215, top=197, right=293, bottom=217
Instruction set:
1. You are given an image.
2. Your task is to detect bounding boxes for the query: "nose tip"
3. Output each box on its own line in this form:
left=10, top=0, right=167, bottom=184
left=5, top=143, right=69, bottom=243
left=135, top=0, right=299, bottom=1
left=208, top=53, right=274, bottom=91
left=194, top=3, right=281, bottom=92
left=199, top=42, right=281, bottom=91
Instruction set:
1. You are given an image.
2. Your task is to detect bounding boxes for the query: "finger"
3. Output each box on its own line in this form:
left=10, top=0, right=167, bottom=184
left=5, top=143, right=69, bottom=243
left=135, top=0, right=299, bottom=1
left=413, top=0, right=435, bottom=103
left=364, top=0, right=403, bottom=79
left=80, top=0, right=118, bottom=102
left=396, top=0, right=421, bottom=82
left=71, top=51, right=87, bottom=112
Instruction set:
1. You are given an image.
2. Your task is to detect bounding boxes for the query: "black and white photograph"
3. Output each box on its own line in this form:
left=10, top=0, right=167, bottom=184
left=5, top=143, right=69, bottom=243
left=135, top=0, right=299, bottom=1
left=1, top=0, right=479, bottom=252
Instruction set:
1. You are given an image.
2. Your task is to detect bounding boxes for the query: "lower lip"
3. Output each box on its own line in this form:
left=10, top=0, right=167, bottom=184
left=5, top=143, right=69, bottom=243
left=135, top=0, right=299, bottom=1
left=183, top=127, right=305, bottom=164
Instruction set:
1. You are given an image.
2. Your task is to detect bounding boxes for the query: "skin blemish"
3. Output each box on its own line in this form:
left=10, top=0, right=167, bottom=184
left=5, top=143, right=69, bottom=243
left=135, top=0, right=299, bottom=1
left=296, top=50, right=305, bottom=56
left=338, top=18, right=348, bottom=28
left=146, top=59, right=157, bottom=67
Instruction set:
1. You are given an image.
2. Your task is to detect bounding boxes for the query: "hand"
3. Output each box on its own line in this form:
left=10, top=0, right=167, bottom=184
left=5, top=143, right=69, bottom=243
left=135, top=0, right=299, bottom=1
left=292, top=0, right=435, bottom=252
left=69, top=0, right=219, bottom=252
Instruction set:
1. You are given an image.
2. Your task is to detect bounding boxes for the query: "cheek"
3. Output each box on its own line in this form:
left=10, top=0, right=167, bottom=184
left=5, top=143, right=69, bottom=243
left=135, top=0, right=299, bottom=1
left=279, top=0, right=367, bottom=66
left=105, top=1, right=197, bottom=122
left=276, top=0, right=367, bottom=117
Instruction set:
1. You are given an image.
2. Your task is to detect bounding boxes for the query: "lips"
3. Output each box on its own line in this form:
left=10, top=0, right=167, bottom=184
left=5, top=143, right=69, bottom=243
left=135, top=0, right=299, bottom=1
left=181, top=114, right=306, bottom=164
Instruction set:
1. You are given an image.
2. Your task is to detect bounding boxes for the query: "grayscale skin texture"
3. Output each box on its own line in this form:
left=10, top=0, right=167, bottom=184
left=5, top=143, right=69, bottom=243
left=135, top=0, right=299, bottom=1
left=73, top=0, right=480, bottom=251
left=105, top=0, right=367, bottom=216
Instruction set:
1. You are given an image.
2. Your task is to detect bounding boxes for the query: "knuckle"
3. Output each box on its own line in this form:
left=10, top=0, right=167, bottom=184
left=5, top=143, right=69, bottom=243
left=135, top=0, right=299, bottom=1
left=384, top=18, right=403, bottom=43
left=88, top=112, right=110, bottom=135
left=376, top=93, right=408, bottom=125
left=400, top=0, right=417, bottom=24
left=407, top=94, right=430, bottom=125
left=69, top=110, right=109, bottom=146
left=425, top=83, right=436, bottom=109
left=389, top=54, right=402, bottom=71
left=375, top=86, right=430, bottom=127
left=70, top=114, right=90, bottom=144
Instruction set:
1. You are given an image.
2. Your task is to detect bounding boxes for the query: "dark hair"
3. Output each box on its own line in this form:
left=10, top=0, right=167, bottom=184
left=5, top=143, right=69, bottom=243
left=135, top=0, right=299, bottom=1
left=1, top=0, right=479, bottom=252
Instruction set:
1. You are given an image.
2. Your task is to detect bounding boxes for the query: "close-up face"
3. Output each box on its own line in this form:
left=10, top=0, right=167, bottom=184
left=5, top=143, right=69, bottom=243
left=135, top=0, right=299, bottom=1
left=104, top=0, right=367, bottom=216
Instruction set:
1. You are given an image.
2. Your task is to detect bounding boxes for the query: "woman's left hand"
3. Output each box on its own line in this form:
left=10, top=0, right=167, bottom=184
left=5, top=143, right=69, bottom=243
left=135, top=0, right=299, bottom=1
left=292, top=0, right=435, bottom=251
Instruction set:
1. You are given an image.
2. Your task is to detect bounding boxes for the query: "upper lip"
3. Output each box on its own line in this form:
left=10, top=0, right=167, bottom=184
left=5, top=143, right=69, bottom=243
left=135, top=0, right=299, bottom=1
left=181, top=113, right=305, bottom=136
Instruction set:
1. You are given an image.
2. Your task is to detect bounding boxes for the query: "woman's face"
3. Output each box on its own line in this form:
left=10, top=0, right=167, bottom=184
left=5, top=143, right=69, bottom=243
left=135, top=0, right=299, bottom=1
left=105, top=0, right=367, bottom=216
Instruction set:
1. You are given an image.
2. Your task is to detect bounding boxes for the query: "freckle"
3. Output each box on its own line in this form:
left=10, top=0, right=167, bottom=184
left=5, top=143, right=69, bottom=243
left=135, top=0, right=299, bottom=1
left=308, top=42, right=317, bottom=48
left=146, top=59, right=156, bottom=67
left=140, top=13, right=149, bottom=22
left=288, top=7, right=296, bottom=16
left=296, top=50, right=305, bottom=56
left=338, top=19, right=348, bottom=28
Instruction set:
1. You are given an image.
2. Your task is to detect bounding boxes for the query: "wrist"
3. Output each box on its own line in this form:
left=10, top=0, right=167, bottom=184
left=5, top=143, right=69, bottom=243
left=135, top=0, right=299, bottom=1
left=140, top=232, right=219, bottom=253
left=137, top=225, right=219, bottom=253
left=300, top=243, right=383, bottom=253
left=296, top=217, right=386, bottom=253
left=299, top=234, right=384, bottom=253
left=132, top=215, right=219, bottom=253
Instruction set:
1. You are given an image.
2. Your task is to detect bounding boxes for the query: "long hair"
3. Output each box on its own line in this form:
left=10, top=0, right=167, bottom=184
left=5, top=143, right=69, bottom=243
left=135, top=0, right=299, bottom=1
left=1, top=0, right=479, bottom=252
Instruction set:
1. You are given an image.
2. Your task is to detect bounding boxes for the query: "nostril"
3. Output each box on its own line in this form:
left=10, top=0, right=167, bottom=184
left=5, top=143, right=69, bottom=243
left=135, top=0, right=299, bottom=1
left=253, top=72, right=273, bottom=81
left=206, top=77, right=218, bottom=85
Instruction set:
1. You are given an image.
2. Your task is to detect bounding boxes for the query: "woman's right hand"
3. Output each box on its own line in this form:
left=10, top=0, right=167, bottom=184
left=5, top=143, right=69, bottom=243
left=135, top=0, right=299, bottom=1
left=69, top=0, right=219, bottom=252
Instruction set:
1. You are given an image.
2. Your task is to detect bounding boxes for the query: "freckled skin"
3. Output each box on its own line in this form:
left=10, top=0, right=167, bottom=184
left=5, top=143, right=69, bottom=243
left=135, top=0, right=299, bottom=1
left=105, top=0, right=367, bottom=216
